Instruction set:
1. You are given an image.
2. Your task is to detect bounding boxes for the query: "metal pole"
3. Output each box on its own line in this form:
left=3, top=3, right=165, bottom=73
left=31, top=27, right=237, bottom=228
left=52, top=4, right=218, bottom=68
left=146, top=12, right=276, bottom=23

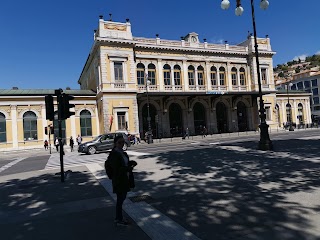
left=251, top=0, right=273, bottom=150
left=146, top=81, right=153, bottom=144
left=56, top=91, right=65, bottom=182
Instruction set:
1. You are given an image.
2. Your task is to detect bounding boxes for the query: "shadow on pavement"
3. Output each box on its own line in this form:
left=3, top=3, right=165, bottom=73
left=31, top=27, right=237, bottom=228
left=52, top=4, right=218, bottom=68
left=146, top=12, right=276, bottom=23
left=133, top=139, right=320, bottom=240
left=0, top=169, right=150, bottom=240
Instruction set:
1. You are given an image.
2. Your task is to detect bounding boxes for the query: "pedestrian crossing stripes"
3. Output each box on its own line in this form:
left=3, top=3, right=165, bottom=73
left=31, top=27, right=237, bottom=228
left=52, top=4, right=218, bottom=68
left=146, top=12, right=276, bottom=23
left=0, top=158, right=26, bottom=173
left=44, top=150, right=150, bottom=170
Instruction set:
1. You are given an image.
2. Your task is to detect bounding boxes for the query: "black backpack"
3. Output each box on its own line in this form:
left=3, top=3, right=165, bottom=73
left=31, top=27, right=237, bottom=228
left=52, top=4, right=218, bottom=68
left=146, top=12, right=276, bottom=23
left=104, top=154, right=113, bottom=179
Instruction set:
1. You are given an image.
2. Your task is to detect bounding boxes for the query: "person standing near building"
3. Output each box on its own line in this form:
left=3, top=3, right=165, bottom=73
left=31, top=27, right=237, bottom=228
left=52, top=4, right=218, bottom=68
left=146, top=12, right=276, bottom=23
left=76, top=135, right=82, bottom=145
left=108, top=135, right=137, bottom=226
left=44, top=140, right=48, bottom=150
left=69, top=136, right=74, bottom=152
left=54, top=137, right=59, bottom=152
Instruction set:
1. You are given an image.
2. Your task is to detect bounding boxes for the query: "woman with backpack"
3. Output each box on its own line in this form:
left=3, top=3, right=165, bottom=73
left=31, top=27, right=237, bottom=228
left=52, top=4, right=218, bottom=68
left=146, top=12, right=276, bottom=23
left=107, top=135, right=137, bottom=226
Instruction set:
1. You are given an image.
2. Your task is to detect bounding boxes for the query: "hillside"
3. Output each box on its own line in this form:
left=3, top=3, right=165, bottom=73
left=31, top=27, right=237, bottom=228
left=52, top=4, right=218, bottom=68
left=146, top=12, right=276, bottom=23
left=273, top=54, right=320, bottom=78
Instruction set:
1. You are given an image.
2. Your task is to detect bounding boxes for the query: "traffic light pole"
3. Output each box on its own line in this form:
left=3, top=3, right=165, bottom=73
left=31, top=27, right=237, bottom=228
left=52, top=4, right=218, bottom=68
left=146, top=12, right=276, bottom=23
left=55, top=89, right=65, bottom=183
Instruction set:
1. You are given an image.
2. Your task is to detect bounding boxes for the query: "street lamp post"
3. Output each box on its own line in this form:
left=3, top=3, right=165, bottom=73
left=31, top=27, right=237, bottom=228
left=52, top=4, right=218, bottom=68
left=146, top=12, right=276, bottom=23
left=286, top=82, right=294, bottom=131
left=221, top=0, right=273, bottom=150
left=145, top=76, right=153, bottom=144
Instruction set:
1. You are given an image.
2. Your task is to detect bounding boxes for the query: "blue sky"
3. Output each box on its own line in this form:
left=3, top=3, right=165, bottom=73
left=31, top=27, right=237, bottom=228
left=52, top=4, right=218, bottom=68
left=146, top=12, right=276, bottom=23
left=1, top=0, right=319, bottom=90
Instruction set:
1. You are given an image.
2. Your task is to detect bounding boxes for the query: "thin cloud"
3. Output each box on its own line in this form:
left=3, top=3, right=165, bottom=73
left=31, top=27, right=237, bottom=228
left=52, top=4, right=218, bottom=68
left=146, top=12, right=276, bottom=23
left=209, top=38, right=224, bottom=44
left=316, top=51, right=320, bottom=55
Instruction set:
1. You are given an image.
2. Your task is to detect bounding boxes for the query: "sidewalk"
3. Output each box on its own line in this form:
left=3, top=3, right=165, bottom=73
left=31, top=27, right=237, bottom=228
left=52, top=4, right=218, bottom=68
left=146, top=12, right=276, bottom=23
left=0, top=166, right=150, bottom=240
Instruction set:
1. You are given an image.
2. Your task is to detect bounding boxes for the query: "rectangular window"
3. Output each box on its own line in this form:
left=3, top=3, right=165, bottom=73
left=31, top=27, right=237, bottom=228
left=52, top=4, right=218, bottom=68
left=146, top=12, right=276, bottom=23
left=312, top=79, right=318, bottom=87
left=240, top=73, right=246, bottom=85
left=197, top=72, right=204, bottom=85
left=219, top=73, right=225, bottom=86
left=312, top=88, right=319, bottom=95
left=117, top=112, right=126, bottom=130
left=265, top=106, right=271, bottom=121
left=137, top=70, right=145, bottom=85
left=261, top=68, right=267, bottom=84
left=174, top=71, right=181, bottom=85
left=211, top=72, right=217, bottom=86
left=188, top=72, right=195, bottom=85
left=148, top=70, right=156, bottom=85
left=114, top=62, right=123, bottom=81
left=163, top=71, right=171, bottom=85
left=304, top=81, right=310, bottom=88
left=231, top=73, right=237, bottom=85
left=313, top=97, right=319, bottom=104
left=297, top=82, right=303, bottom=90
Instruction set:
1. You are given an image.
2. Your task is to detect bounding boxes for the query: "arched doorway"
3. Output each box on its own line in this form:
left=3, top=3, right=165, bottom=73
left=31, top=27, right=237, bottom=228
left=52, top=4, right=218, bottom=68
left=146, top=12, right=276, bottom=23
left=142, top=103, right=157, bottom=137
left=53, top=112, right=66, bottom=143
left=169, top=103, right=183, bottom=136
left=216, top=102, right=228, bottom=133
left=193, top=102, right=206, bottom=135
left=237, top=101, right=248, bottom=132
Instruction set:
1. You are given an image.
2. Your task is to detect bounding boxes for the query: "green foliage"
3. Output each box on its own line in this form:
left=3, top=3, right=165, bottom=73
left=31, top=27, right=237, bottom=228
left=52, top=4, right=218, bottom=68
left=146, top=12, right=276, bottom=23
left=278, top=72, right=284, bottom=77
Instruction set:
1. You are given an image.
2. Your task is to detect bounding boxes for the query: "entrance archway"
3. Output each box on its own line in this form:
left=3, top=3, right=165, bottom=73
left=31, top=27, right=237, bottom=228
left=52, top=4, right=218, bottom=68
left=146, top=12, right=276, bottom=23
left=237, top=101, right=248, bottom=132
left=169, top=103, right=183, bottom=136
left=216, top=102, right=228, bottom=133
left=193, top=102, right=206, bottom=135
left=142, top=103, right=157, bottom=137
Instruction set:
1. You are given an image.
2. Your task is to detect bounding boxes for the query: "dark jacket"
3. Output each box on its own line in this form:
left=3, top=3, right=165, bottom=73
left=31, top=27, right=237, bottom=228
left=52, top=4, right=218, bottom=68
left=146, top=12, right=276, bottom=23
left=109, top=148, right=133, bottom=193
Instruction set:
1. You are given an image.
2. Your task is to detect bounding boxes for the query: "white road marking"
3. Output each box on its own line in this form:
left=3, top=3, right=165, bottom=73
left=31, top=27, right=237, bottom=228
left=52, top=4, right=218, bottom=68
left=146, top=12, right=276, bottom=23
left=0, top=158, right=26, bottom=173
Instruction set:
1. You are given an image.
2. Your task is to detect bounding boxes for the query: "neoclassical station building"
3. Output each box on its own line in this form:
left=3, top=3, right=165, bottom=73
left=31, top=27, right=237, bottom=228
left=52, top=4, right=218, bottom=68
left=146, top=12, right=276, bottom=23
left=0, top=17, right=312, bottom=150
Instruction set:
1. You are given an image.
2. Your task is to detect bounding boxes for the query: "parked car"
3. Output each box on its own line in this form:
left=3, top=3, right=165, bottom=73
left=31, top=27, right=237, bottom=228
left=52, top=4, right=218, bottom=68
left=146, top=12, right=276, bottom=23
left=78, top=132, right=131, bottom=155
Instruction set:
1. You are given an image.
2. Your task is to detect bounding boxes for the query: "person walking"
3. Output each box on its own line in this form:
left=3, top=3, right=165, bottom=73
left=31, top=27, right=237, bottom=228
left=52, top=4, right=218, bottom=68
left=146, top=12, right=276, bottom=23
left=203, top=126, right=207, bottom=138
left=54, top=137, right=59, bottom=152
left=108, top=135, right=137, bottom=226
left=69, top=136, right=74, bottom=152
left=44, top=140, right=48, bottom=150
left=76, top=135, right=82, bottom=145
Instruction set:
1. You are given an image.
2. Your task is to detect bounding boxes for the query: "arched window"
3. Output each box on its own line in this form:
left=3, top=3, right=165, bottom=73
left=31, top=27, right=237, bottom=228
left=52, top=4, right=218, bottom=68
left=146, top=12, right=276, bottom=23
left=148, top=63, right=156, bottom=85
left=210, top=66, right=217, bottom=86
left=23, top=111, right=37, bottom=141
left=80, top=110, right=92, bottom=136
left=136, top=63, right=145, bottom=85
left=188, top=65, right=195, bottom=86
left=231, top=67, right=237, bottom=86
left=0, top=113, right=6, bottom=143
left=197, top=66, right=205, bottom=86
left=286, top=103, right=292, bottom=123
left=240, top=67, right=246, bottom=85
left=163, top=64, right=171, bottom=85
left=219, top=67, right=226, bottom=86
left=298, top=103, right=304, bottom=123
left=173, top=65, right=181, bottom=86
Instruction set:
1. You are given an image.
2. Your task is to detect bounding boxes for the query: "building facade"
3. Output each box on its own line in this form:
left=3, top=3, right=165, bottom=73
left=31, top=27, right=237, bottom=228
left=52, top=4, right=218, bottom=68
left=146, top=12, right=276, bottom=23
left=0, top=17, right=313, bottom=151
left=276, top=70, right=320, bottom=121
left=78, top=17, right=309, bottom=137
left=0, top=89, right=100, bottom=151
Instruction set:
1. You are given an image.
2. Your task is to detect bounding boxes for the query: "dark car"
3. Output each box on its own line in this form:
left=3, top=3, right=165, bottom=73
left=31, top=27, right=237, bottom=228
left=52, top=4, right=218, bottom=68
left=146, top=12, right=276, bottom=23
left=78, top=132, right=131, bottom=155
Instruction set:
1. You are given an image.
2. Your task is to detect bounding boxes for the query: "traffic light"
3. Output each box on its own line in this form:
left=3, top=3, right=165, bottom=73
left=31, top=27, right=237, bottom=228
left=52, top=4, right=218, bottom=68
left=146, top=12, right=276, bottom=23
left=44, top=127, right=48, bottom=135
left=50, top=125, right=54, bottom=134
left=45, top=95, right=54, bottom=121
left=59, top=93, right=75, bottom=120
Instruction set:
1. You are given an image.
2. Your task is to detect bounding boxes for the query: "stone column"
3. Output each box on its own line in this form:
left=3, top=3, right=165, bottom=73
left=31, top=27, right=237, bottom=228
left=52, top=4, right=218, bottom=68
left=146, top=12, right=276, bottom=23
left=11, top=105, right=18, bottom=148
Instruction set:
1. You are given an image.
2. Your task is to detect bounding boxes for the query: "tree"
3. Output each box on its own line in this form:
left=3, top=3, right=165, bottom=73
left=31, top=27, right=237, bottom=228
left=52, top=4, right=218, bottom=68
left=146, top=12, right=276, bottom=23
left=295, top=67, right=301, bottom=73
left=278, top=72, right=284, bottom=77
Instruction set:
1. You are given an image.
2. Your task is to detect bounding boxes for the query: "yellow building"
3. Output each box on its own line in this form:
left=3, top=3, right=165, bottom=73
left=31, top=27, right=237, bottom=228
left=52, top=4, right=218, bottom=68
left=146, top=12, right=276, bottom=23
left=78, top=17, right=311, bottom=138
left=0, top=89, right=99, bottom=151
left=0, top=17, right=312, bottom=151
